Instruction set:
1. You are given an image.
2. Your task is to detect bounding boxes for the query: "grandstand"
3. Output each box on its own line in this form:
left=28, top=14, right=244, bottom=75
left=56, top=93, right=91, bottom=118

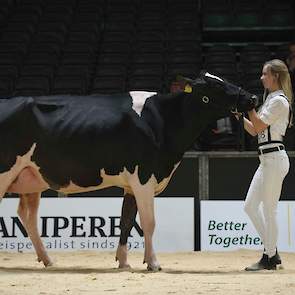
left=0, top=0, right=294, bottom=150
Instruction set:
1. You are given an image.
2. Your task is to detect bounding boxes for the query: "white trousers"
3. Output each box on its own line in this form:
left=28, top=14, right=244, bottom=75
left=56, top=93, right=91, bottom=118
left=244, top=150, right=290, bottom=257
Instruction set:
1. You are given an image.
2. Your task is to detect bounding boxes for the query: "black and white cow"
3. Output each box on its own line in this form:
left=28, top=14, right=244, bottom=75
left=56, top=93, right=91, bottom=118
left=0, top=71, right=256, bottom=270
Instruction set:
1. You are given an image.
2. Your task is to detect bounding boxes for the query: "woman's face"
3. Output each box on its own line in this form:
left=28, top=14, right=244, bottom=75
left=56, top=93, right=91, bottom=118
left=260, top=65, right=279, bottom=91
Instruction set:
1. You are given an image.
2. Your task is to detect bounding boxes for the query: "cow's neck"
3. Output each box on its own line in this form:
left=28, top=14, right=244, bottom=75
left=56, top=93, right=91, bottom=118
left=146, top=92, right=226, bottom=155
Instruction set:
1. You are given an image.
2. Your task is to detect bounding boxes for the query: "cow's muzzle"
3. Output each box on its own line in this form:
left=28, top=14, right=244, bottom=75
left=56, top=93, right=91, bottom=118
left=236, top=94, right=258, bottom=112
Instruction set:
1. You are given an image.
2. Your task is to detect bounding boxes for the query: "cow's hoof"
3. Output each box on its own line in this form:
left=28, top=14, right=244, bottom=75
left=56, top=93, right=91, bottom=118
left=115, top=245, right=131, bottom=269
left=143, top=256, right=161, bottom=271
left=115, top=256, right=131, bottom=269
left=44, top=261, right=54, bottom=268
left=118, top=264, right=131, bottom=269
left=37, top=257, right=53, bottom=267
left=147, top=264, right=162, bottom=271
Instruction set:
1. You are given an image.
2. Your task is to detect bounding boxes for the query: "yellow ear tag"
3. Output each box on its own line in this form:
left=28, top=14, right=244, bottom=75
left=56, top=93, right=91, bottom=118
left=184, top=84, right=192, bottom=93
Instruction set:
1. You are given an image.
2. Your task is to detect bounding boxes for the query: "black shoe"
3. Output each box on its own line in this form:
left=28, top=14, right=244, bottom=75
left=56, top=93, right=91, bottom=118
left=262, top=247, right=281, bottom=265
left=245, top=253, right=269, bottom=271
left=268, top=249, right=282, bottom=269
left=272, top=248, right=281, bottom=265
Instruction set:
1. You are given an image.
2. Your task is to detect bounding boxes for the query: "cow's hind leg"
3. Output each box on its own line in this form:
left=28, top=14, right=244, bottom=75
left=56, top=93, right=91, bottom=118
left=128, top=171, right=161, bottom=271
left=116, top=193, right=138, bottom=268
left=18, top=193, right=53, bottom=267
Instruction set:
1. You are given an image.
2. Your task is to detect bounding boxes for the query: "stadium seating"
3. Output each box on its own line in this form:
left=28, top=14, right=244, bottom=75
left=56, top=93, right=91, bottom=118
left=0, top=0, right=294, bottom=150
left=14, top=77, right=50, bottom=96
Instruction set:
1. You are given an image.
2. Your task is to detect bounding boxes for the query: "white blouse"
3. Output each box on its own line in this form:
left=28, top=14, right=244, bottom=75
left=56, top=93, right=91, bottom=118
left=257, top=90, right=290, bottom=145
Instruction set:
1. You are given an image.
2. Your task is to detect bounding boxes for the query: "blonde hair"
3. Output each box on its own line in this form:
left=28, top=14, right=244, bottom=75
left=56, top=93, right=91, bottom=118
left=263, top=59, right=293, bottom=127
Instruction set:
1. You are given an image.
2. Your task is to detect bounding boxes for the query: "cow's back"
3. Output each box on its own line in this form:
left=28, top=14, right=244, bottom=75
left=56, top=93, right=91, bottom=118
left=32, top=94, right=133, bottom=137
left=29, top=94, right=159, bottom=189
left=0, top=93, right=180, bottom=191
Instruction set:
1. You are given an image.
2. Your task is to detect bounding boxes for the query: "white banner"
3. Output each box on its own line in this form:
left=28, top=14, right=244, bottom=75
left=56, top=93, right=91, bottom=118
left=201, top=200, right=295, bottom=252
left=0, top=197, right=194, bottom=252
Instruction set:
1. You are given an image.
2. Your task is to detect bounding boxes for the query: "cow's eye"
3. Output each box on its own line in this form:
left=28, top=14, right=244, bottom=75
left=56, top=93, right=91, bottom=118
left=202, top=96, right=210, bottom=103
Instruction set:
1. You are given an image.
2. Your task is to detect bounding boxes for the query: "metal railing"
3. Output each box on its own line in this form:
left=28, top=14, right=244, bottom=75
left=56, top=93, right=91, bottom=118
left=184, top=151, right=295, bottom=200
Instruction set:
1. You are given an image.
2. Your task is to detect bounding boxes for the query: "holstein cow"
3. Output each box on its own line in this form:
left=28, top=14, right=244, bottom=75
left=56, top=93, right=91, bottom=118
left=0, top=71, right=256, bottom=270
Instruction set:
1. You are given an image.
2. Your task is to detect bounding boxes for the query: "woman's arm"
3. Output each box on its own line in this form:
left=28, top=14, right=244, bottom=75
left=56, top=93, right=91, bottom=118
left=243, top=116, right=258, bottom=136
left=232, top=110, right=268, bottom=137
left=248, top=109, right=269, bottom=134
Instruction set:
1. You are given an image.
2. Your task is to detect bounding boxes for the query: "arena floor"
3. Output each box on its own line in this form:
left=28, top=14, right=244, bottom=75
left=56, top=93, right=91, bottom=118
left=1, top=250, right=295, bottom=295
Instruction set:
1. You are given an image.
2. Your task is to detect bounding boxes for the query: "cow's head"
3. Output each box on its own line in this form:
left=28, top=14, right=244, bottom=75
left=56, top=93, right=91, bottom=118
left=177, top=71, right=257, bottom=114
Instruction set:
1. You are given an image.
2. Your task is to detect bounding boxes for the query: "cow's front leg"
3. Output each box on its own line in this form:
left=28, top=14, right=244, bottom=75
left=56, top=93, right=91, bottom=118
left=128, top=171, right=161, bottom=271
left=17, top=193, right=53, bottom=267
left=116, top=193, right=138, bottom=268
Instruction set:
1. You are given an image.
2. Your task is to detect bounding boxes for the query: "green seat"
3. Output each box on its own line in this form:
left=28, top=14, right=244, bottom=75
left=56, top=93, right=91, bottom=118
left=268, top=11, right=294, bottom=27
left=203, top=13, right=232, bottom=28
left=234, top=12, right=261, bottom=27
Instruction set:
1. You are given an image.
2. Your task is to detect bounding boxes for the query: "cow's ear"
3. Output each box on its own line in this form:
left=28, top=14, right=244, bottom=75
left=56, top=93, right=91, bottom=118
left=184, top=84, right=192, bottom=93
left=199, top=70, right=207, bottom=78
left=202, top=71, right=224, bottom=83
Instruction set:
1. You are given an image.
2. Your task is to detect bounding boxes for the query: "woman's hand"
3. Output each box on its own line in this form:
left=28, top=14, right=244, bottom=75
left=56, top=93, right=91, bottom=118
left=231, top=111, right=243, bottom=120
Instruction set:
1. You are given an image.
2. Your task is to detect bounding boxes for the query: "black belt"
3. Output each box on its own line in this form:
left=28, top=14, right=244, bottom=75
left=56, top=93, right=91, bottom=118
left=258, top=145, right=285, bottom=155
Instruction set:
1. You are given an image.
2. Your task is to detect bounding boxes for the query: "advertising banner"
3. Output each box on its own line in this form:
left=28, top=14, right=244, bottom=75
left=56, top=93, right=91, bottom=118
left=0, top=197, right=194, bottom=252
left=201, top=200, right=295, bottom=252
